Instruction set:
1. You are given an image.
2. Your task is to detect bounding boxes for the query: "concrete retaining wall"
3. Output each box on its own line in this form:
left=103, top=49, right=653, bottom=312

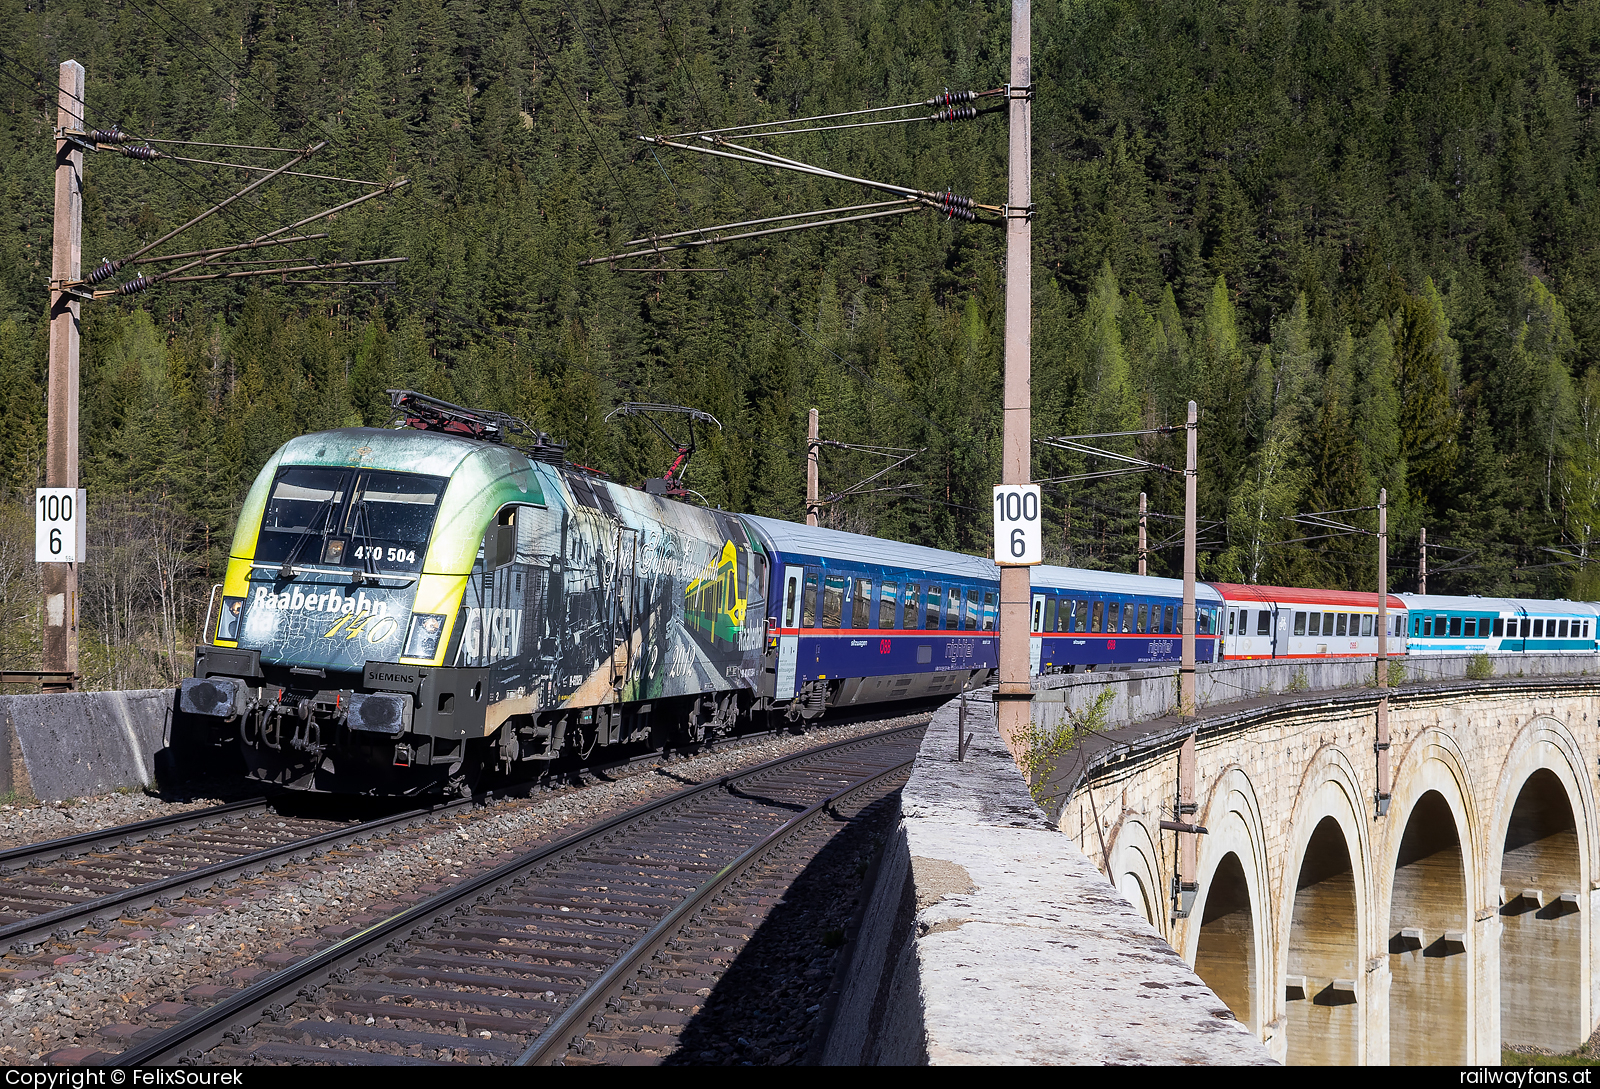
left=0, top=689, right=172, bottom=802
left=821, top=693, right=1273, bottom=1065
left=1032, top=652, right=1600, bottom=735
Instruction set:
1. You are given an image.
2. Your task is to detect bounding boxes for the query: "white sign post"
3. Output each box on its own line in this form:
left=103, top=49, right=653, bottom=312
left=35, top=488, right=85, bottom=563
left=993, top=484, right=1042, bottom=566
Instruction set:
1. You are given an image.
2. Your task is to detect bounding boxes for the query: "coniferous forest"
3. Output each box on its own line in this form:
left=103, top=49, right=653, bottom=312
left=0, top=0, right=1597, bottom=689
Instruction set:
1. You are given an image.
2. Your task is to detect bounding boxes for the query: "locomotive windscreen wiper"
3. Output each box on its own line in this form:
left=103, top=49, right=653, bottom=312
left=276, top=477, right=349, bottom=579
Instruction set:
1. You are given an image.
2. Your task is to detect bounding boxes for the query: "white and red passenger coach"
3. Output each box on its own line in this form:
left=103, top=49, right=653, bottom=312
left=1209, top=583, right=1408, bottom=661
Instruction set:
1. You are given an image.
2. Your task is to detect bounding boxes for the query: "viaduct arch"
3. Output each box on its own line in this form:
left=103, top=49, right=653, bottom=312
left=1065, top=685, right=1600, bottom=1064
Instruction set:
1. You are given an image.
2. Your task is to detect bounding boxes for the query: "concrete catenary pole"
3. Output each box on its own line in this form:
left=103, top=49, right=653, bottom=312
left=1376, top=487, right=1390, bottom=815
left=995, top=0, right=1034, bottom=749
left=1179, top=401, right=1197, bottom=716
left=44, top=60, right=84, bottom=693
left=1137, top=491, right=1147, bottom=577
left=805, top=408, right=820, bottom=528
left=1418, top=525, right=1427, bottom=594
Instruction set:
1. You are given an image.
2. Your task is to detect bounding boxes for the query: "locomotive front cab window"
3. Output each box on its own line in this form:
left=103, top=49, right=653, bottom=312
left=802, top=573, right=819, bottom=628
left=257, top=467, right=445, bottom=575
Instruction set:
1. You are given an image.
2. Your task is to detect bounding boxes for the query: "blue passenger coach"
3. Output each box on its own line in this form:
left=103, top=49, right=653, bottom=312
left=746, top=516, right=999, bottom=713
left=1399, top=594, right=1600, bottom=655
left=1029, top=566, right=1222, bottom=672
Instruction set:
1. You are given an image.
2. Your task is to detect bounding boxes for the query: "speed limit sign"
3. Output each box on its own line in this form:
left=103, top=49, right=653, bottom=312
left=35, top=488, right=86, bottom=563
left=993, top=484, right=1042, bottom=566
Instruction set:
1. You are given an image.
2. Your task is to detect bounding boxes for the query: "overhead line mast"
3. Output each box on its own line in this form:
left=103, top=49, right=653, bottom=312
left=994, top=0, right=1034, bottom=751
left=37, top=59, right=408, bottom=691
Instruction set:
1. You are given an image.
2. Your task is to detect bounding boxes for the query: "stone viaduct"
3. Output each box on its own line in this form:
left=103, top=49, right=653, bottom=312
left=1041, top=657, right=1600, bottom=1065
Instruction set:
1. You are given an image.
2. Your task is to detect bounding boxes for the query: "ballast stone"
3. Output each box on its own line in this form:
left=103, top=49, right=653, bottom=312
left=822, top=694, right=1274, bottom=1066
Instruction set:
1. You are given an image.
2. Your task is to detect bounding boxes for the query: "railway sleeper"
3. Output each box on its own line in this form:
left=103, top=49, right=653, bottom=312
left=322, top=999, right=542, bottom=1037
left=330, top=982, right=563, bottom=1016
left=373, top=966, right=585, bottom=996
left=261, top=1018, right=524, bottom=1059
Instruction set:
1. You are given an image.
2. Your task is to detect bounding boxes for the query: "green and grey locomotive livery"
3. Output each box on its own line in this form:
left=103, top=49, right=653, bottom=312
left=179, top=394, right=768, bottom=794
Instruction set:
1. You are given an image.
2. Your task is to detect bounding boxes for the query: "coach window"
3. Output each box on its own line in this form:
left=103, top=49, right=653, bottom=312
left=964, top=589, right=980, bottom=630
left=1293, top=612, right=1306, bottom=636
left=821, top=576, right=845, bottom=628
left=945, top=588, right=962, bottom=629
left=1123, top=603, right=1135, bottom=633
left=925, top=585, right=942, bottom=630
left=1108, top=602, right=1122, bottom=633
left=984, top=592, right=998, bottom=631
left=1524, top=618, right=1534, bottom=637
left=1162, top=605, right=1174, bottom=633
left=1257, top=611, right=1271, bottom=636
left=1091, top=601, right=1104, bottom=633
left=802, top=574, right=819, bottom=628
left=1445, top=616, right=1459, bottom=637
left=1464, top=617, right=1477, bottom=638
left=1358, top=614, right=1369, bottom=637
left=1561, top=619, right=1570, bottom=638
left=1134, top=603, right=1146, bottom=633
left=1534, top=619, right=1544, bottom=637
left=1491, top=617, right=1502, bottom=637
left=880, top=582, right=900, bottom=629
left=1308, top=613, right=1320, bottom=636
left=852, top=578, right=873, bottom=628
left=1045, top=597, right=1057, bottom=633
left=1228, top=611, right=1237, bottom=636
left=1072, top=600, right=1086, bottom=632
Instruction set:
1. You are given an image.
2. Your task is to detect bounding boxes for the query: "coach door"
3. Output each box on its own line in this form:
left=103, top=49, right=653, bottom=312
left=1030, top=594, right=1045, bottom=674
left=775, top=565, right=803, bottom=699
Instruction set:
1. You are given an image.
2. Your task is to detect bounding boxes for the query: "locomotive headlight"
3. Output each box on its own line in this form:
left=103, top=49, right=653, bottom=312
left=403, top=613, right=447, bottom=660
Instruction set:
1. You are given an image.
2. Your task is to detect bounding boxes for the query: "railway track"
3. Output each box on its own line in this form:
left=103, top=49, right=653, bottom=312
left=0, top=798, right=465, bottom=955
left=1, top=705, right=935, bottom=969
left=98, top=723, right=923, bottom=1066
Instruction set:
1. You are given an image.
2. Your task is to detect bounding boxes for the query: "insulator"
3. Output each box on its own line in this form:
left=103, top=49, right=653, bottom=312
left=89, top=127, right=127, bottom=144
left=930, top=105, right=977, bottom=123
left=923, top=89, right=976, bottom=108
left=119, top=144, right=161, bottom=160
left=83, top=258, right=124, bottom=285
left=116, top=274, right=154, bottom=295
